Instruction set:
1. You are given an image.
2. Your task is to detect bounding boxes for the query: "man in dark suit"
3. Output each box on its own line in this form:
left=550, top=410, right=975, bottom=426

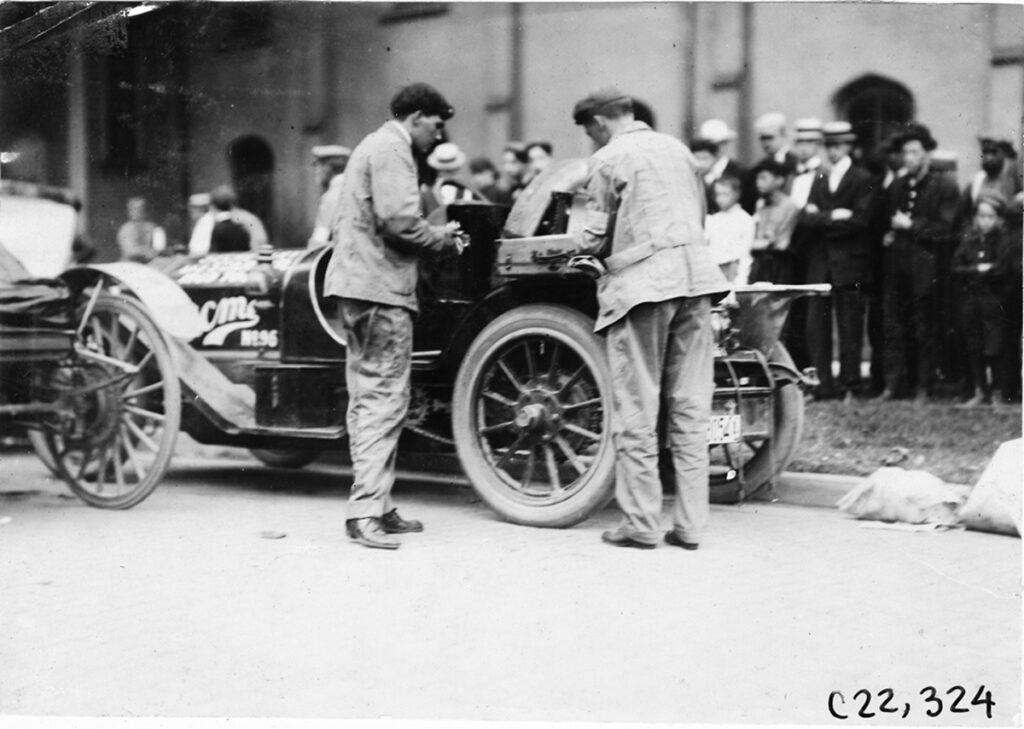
left=877, top=123, right=960, bottom=403
left=799, top=121, right=878, bottom=402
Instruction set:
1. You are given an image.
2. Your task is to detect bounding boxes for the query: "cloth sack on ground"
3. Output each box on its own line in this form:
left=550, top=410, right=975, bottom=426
left=957, top=438, right=1021, bottom=537
left=836, top=467, right=966, bottom=526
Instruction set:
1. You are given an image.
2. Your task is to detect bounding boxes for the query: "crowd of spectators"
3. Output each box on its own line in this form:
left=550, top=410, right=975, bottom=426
left=113, top=107, right=1020, bottom=410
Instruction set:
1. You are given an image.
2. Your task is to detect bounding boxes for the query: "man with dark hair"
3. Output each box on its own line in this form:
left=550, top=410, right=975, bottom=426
left=749, top=157, right=800, bottom=284
left=800, top=121, right=878, bottom=402
left=189, top=184, right=268, bottom=255
left=468, top=156, right=510, bottom=204
left=878, top=123, right=960, bottom=403
left=325, top=82, right=467, bottom=549
left=525, top=140, right=554, bottom=181
left=571, top=88, right=729, bottom=551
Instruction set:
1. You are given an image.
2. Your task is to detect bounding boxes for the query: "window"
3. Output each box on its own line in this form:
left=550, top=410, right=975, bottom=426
left=833, top=74, right=915, bottom=156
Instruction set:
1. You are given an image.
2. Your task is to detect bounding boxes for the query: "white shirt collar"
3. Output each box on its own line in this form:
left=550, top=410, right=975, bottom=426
left=829, top=156, right=852, bottom=190
left=389, top=119, right=412, bottom=147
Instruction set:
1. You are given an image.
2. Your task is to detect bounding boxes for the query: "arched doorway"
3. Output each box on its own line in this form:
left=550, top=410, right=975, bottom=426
left=226, top=135, right=274, bottom=226
left=833, top=74, right=915, bottom=157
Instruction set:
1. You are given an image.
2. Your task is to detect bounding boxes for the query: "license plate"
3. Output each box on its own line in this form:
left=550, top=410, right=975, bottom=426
left=708, top=414, right=742, bottom=445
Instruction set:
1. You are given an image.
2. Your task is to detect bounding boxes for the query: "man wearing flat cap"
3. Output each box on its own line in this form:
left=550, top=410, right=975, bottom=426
left=800, top=121, right=878, bottom=403
left=325, top=82, right=467, bottom=549
left=953, top=133, right=1023, bottom=234
left=877, top=122, right=960, bottom=403
left=571, top=89, right=729, bottom=551
left=307, top=144, right=351, bottom=250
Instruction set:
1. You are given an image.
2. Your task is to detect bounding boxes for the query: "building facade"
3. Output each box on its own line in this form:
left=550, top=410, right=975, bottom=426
left=1, top=2, right=1020, bottom=259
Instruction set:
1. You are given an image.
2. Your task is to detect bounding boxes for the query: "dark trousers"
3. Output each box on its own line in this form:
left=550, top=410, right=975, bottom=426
left=866, top=277, right=886, bottom=393
left=882, top=270, right=936, bottom=396
left=806, top=284, right=867, bottom=393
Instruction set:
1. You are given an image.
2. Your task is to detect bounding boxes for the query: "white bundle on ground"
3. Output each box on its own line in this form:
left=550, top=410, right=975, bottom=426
left=836, top=467, right=967, bottom=526
left=957, top=439, right=1021, bottom=537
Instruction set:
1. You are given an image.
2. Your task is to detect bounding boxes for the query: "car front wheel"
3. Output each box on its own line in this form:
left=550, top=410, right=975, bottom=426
left=452, top=304, right=615, bottom=528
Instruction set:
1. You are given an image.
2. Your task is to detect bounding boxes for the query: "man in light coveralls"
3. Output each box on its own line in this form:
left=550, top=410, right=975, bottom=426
left=571, top=89, right=729, bottom=550
left=325, top=83, right=467, bottom=549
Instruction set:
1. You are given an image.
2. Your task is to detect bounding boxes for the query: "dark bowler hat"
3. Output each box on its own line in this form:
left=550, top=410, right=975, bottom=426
left=572, top=89, right=634, bottom=125
left=895, top=122, right=938, bottom=152
left=822, top=121, right=857, bottom=145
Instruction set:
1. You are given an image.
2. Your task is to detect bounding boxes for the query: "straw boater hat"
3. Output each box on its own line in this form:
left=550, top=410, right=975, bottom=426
left=822, top=121, right=857, bottom=145
left=427, top=142, right=467, bottom=172
left=794, top=118, right=824, bottom=142
left=699, top=118, right=738, bottom=144
left=312, top=144, right=351, bottom=161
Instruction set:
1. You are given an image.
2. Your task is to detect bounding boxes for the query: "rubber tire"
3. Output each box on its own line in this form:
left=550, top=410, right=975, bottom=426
left=52, top=294, right=181, bottom=509
left=452, top=304, right=616, bottom=528
left=249, top=449, right=322, bottom=469
left=720, top=341, right=805, bottom=493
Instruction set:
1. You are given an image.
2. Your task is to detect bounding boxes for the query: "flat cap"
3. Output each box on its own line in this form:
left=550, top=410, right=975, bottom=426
left=572, top=88, right=632, bottom=125
left=976, top=189, right=1008, bottom=214
left=755, top=112, right=787, bottom=135
left=312, top=145, right=351, bottom=160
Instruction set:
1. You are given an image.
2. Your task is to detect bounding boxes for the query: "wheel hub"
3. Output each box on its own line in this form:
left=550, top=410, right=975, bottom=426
left=514, top=388, right=564, bottom=439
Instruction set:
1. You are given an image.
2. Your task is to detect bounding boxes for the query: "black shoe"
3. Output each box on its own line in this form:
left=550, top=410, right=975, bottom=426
left=380, top=509, right=423, bottom=534
left=601, top=526, right=657, bottom=550
left=346, top=518, right=400, bottom=549
left=664, top=532, right=699, bottom=550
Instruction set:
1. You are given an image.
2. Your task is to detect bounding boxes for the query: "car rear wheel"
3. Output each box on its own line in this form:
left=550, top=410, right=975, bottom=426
left=709, top=342, right=804, bottom=496
left=452, top=304, right=615, bottom=528
left=249, top=448, right=322, bottom=469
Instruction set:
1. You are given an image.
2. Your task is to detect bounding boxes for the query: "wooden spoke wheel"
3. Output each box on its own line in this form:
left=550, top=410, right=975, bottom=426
left=453, top=305, right=615, bottom=527
left=44, top=293, right=180, bottom=509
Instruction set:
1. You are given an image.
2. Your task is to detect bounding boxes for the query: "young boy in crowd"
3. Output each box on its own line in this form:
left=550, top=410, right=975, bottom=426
left=704, top=175, right=754, bottom=284
left=951, top=191, right=1012, bottom=407
left=750, top=159, right=800, bottom=283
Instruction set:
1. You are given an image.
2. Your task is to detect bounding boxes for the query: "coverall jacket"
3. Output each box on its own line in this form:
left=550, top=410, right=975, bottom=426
left=325, top=120, right=456, bottom=519
left=576, top=121, right=728, bottom=545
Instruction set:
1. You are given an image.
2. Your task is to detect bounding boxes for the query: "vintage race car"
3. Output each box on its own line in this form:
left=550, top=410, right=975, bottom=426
left=55, top=159, right=827, bottom=526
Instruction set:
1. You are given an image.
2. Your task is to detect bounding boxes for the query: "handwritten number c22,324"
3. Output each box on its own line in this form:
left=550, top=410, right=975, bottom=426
left=920, top=686, right=943, bottom=717
left=853, top=689, right=875, bottom=718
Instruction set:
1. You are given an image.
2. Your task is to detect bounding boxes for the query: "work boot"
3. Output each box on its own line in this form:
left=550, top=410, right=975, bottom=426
left=380, top=509, right=423, bottom=534
left=346, top=517, right=400, bottom=550
left=957, top=388, right=986, bottom=408
left=664, top=531, right=699, bottom=550
left=601, top=524, right=657, bottom=550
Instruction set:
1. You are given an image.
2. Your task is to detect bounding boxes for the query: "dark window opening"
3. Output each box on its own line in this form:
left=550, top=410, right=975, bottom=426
left=833, top=74, right=915, bottom=158
left=227, top=135, right=274, bottom=227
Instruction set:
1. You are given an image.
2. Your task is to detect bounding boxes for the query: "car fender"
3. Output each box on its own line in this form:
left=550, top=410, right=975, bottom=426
left=60, top=262, right=205, bottom=341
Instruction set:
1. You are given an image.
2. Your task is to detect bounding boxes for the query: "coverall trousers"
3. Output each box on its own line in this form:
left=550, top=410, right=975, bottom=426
left=338, top=298, right=412, bottom=519
left=605, top=296, right=715, bottom=545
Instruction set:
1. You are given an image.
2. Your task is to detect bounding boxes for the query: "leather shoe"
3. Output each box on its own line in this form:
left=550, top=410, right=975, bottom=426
left=601, top=525, right=657, bottom=550
left=664, top=532, right=699, bottom=550
left=380, top=509, right=423, bottom=534
left=346, top=518, right=400, bottom=550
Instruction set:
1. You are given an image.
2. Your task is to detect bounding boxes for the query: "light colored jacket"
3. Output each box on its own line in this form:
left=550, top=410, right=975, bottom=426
left=325, top=121, right=453, bottom=313
left=575, top=121, right=728, bottom=331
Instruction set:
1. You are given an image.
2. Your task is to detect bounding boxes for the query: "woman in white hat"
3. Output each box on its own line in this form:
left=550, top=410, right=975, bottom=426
left=421, top=142, right=481, bottom=221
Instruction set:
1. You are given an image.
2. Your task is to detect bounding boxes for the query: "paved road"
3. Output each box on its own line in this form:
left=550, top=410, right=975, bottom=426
left=0, top=447, right=1019, bottom=724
